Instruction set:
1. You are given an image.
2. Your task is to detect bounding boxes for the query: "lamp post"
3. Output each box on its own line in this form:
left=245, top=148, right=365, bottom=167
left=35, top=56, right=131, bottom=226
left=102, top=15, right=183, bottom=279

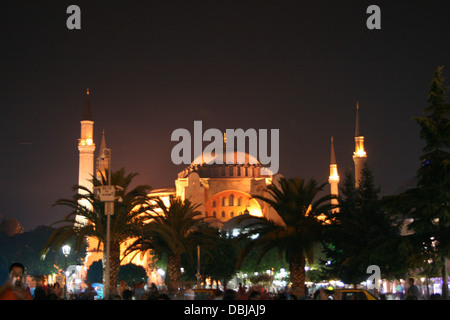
left=196, top=245, right=200, bottom=288
left=62, top=244, right=71, bottom=300
left=98, top=147, right=114, bottom=300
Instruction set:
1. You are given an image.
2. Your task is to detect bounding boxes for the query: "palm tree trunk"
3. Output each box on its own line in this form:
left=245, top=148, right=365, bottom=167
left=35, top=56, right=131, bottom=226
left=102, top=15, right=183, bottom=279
left=109, top=242, right=121, bottom=293
left=103, top=241, right=121, bottom=297
left=167, top=254, right=181, bottom=294
left=289, top=250, right=306, bottom=298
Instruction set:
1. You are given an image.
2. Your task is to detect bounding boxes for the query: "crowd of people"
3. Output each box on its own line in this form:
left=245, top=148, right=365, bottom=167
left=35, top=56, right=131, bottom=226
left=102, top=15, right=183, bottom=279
left=183, top=283, right=299, bottom=301
left=0, top=262, right=446, bottom=300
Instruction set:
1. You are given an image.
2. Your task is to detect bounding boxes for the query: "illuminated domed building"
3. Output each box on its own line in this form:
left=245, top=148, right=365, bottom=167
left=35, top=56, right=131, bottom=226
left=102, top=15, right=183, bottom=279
left=75, top=89, right=366, bottom=283
left=173, top=146, right=284, bottom=227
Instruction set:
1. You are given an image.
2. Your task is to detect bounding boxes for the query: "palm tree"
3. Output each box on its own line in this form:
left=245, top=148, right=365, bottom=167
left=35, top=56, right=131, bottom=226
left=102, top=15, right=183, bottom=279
left=125, top=195, right=211, bottom=293
left=42, top=168, right=153, bottom=294
left=236, top=177, right=335, bottom=297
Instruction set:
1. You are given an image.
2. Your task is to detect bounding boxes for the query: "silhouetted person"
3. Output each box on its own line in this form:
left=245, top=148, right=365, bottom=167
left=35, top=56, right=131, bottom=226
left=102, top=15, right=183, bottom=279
left=0, top=262, right=33, bottom=300
left=122, top=289, right=133, bottom=300
left=223, top=289, right=237, bottom=300
left=405, top=278, right=419, bottom=300
left=248, top=290, right=261, bottom=300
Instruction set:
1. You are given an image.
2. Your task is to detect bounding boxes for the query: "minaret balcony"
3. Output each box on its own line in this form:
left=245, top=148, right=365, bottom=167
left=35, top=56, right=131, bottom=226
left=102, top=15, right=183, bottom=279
left=353, top=149, right=367, bottom=158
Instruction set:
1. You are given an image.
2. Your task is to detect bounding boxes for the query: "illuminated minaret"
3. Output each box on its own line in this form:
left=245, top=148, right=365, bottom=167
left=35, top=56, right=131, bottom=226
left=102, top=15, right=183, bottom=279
left=77, top=88, right=96, bottom=225
left=352, top=102, right=367, bottom=188
left=328, top=136, right=340, bottom=213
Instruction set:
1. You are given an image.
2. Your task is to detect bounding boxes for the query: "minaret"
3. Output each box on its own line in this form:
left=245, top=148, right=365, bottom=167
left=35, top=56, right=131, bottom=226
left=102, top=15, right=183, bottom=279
left=77, top=88, right=96, bottom=225
left=328, top=136, right=340, bottom=212
left=352, top=102, right=367, bottom=188
left=96, top=130, right=110, bottom=182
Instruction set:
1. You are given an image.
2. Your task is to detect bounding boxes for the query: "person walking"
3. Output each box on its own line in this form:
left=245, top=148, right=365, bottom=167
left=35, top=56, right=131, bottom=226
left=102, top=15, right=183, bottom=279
left=84, top=282, right=98, bottom=300
left=0, top=262, right=33, bottom=300
left=184, top=284, right=195, bottom=300
left=135, top=281, right=146, bottom=300
left=117, top=279, right=129, bottom=299
left=405, top=278, right=419, bottom=300
left=50, top=282, right=63, bottom=300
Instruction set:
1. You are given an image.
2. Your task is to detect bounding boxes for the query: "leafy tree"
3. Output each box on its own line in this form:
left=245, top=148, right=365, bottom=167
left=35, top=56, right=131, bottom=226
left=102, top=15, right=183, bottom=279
left=235, top=177, right=335, bottom=297
left=322, top=165, right=404, bottom=286
left=357, top=164, right=405, bottom=279
left=42, top=168, right=153, bottom=294
left=238, top=243, right=289, bottom=275
left=118, top=263, right=148, bottom=286
left=412, top=66, right=450, bottom=299
left=181, top=228, right=237, bottom=289
left=386, top=66, right=450, bottom=298
left=0, top=226, right=85, bottom=278
left=86, top=259, right=103, bottom=284
left=0, top=216, right=23, bottom=236
left=125, top=196, right=215, bottom=293
left=322, top=169, right=365, bottom=285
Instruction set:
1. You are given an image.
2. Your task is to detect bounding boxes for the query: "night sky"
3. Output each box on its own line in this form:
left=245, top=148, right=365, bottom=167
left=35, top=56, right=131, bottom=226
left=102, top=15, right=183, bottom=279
left=1, top=1, right=450, bottom=231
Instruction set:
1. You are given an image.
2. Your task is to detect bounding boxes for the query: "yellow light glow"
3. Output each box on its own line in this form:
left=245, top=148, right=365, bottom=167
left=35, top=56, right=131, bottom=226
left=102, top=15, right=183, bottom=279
left=329, top=166, right=339, bottom=182
left=329, top=173, right=339, bottom=181
left=354, top=136, right=366, bottom=158
left=79, top=139, right=92, bottom=146
left=79, top=138, right=94, bottom=146
left=354, top=148, right=366, bottom=158
left=247, top=206, right=263, bottom=217
left=305, top=204, right=312, bottom=215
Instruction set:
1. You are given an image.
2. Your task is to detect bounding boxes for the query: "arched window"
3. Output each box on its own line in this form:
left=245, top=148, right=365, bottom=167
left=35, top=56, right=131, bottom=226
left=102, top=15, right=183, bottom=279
left=230, top=211, right=234, bottom=218
left=212, top=200, right=216, bottom=208
left=237, top=197, right=242, bottom=206
left=229, top=194, right=234, bottom=206
left=221, top=197, right=225, bottom=206
left=221, top=211, right=225, bottom=218
left=212, top=211, right=217, bottom=218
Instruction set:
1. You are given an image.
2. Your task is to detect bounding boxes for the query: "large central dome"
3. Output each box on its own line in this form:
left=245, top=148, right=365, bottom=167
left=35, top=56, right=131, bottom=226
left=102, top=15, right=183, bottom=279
left=191, top=150, right=260, bottom=166
left=177, top=150, right=272, bottom=179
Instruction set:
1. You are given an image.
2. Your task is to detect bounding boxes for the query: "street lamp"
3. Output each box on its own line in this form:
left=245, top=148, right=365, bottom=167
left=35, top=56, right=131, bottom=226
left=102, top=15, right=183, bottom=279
left=62, top=244, right=71, bottom=299
left=196, top=245, right=200, bottom=288
left=98, top=147, right=114, bottom=300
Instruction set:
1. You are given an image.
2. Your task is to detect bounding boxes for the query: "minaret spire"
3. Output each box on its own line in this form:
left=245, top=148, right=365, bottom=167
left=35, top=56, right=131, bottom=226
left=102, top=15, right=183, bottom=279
left=100, top=129, right=107, bottom=151
left=330, top=136, right=337, bottom=165
left=328, top=136, right=340, bottom=212
left=353, top=101, right=367, bottom=188
left=355, top=101, right=361, bottom=137
left=96, top=129, right=110, bottom=182
left=82, top=88, right=93, bottom=121
left=78, top=88, right=96, bottom=226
